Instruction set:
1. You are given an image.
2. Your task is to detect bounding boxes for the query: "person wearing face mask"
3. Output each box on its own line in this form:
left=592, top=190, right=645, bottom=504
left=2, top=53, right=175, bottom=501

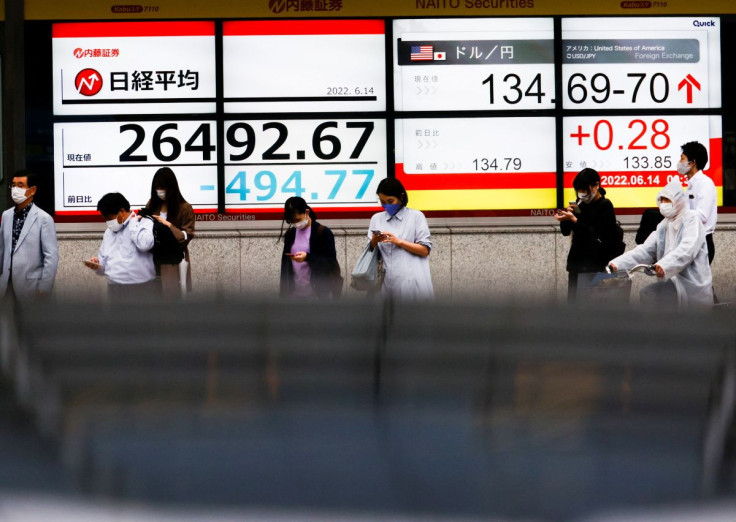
left=279, top=197, right=342, bottom=299
left=83, top=192, right=157, bottom=301
left=0, top=170, right=58, bottom=301
left=608, top=177, right=712, bottom=308
left=679, top=141, right=717, bottom=264
left=144, top=167, right=195, bottom=298
left=555, top=168, right=622, bottom=301
left=368, top=177, right=433, bottom=301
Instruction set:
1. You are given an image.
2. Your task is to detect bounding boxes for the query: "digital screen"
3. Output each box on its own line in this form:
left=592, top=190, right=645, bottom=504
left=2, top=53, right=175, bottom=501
left=223, top=20, right=386, bottom=113
left=51, top=20, right=386, bottom=217
left=54, top=121, right=218, bottom=214
left=49, top=17, right=726, bottom=218
left=395, top=117, right=557, bottom=210
left=224, top=119, right=386, bottom=211
left=563, top=115, right=722, bottom=207
left=393, top=18, right=555, bottom=111
left=562, top=17, right=721, bottom=109
left=52, top=22, right=217, bottom=115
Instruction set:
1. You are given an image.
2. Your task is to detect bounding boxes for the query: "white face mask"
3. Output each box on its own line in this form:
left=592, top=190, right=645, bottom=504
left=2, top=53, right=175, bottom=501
left=578, top=189, right=596, bottom=204
left=156, top=189, right=166, bottom=200
left=293, top=218, right=309, bottom=230
left=676, top=161, right=692, bottom=175
left=105, top=217, right=122, bottom=232
left=659, top=202, right=676, bottom=218
left=11, top=187, right=29, bottom=205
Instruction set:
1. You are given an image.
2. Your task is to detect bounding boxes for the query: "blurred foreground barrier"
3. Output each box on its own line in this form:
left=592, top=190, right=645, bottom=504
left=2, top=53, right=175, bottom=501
left=2, top=298, right=387, bottom=434
left=2, top=297, right=735, bottom=431
left=1, top=297, right=736, bottom=513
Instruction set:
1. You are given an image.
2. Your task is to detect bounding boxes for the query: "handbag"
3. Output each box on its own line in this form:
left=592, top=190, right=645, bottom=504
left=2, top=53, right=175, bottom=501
left=137, top=208, right=184, bottom=266
left=350, top=243, right=383, bottom=291
left=593, top=220, right=626, bottom=264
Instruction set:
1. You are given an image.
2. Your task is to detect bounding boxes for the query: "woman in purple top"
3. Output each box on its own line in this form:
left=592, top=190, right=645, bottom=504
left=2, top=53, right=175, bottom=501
left=279, top=197, right=342, bottom=299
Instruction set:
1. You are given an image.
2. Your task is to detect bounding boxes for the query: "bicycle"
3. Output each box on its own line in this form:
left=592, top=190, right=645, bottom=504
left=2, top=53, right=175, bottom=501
left=581, top=264, right=658, bottom=304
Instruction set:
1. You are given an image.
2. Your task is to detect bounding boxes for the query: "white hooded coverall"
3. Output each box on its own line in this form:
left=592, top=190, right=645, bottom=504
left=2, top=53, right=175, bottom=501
left=610, top=177, right=713, bottom=308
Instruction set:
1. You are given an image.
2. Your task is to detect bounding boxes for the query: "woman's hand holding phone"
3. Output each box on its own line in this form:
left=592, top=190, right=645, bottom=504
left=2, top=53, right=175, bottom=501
left=554, top=208, right=576, bottom=223
left=285, top=251, right=307, bottom=262
left=370, top=230, right=384, bottom=249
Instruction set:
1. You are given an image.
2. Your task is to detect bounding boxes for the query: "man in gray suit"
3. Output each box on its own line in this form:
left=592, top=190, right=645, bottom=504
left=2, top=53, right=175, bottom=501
left=0, top=170, right=59, bottom=301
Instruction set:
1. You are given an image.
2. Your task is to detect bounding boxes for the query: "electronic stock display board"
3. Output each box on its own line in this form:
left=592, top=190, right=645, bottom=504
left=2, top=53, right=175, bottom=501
left=562, top=17, right=722, bottom=208
left=393, top=18, right=556, bottom=210
left=53, top=22, right=218, bottom=215
left=51, top=16, right=722, bottom=218
left=222, top=21, right=386, bottom=213
left=52, top=20, right=386, bottom=216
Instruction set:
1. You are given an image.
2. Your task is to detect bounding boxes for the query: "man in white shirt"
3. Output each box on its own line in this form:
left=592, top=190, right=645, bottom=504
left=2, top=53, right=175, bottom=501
left=84, top=192, right=158, bottom=301
left=679, top=141, right=717, bottom=264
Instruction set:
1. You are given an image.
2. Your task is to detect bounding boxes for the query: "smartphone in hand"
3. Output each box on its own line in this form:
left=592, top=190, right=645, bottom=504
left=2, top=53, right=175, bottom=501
left=83, top=259, right=101, bottom=270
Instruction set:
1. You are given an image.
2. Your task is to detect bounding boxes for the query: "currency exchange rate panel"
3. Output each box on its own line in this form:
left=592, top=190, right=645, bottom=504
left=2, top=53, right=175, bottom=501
left=562, top=17, right=720, bottom=110
left=395, top=117, right=557, bottom=211
left=394, top=18, right=555, bottom=112
left=563, top=115, right=722, bottom=207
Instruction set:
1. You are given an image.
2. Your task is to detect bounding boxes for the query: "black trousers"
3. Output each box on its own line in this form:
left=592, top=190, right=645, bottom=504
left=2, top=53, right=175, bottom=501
left=706, top=233, right=715, bottom=265
left=567, top=271, right=597, bottom=302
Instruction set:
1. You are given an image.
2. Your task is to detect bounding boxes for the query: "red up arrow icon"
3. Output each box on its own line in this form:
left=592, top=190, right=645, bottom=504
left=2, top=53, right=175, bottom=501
left=678, top=74, right=701, bottom=104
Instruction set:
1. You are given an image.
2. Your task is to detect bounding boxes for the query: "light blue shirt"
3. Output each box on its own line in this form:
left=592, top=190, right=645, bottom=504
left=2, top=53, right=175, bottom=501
left=96, top=213, right=155, bottom=285
left=368, top=206, right=434, bottom=300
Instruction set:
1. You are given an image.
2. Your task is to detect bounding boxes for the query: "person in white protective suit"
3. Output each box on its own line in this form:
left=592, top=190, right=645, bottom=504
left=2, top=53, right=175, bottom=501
left=608, top=177, right=713, bottom=308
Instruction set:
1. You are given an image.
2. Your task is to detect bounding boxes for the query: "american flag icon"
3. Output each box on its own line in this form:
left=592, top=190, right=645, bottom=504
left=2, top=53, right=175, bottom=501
left=410, top=45, right=434, bottom=61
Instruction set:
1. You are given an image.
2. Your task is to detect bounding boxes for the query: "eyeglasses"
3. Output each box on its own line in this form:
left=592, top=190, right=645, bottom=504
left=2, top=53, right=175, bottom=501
left=9, top=184, right=28, bottom=189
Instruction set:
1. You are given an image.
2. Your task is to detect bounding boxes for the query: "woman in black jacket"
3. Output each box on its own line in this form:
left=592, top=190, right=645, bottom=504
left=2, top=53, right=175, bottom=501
left=555, top=168, right=621, bottom=301
left=279, top=197, right=342, bottom=299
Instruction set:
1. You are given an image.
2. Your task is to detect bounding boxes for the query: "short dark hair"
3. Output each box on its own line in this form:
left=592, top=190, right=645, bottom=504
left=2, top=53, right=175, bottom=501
left=376, top=177, right=408, bottom=206
left=573, top=168, right=607, bottom=197
left=97, top=192, right=130, bottom=216
left=13, top=169, right=38, bottom=189
left=681, top=141, right=708, bottom=171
